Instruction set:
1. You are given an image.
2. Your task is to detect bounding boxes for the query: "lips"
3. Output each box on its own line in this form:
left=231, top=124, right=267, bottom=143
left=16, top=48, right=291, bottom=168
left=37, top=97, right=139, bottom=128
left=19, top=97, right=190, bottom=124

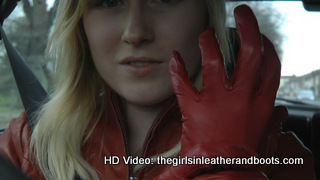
left=120, top=57, right=164, bottom=77
left=127, top=61, right=158, bottom=66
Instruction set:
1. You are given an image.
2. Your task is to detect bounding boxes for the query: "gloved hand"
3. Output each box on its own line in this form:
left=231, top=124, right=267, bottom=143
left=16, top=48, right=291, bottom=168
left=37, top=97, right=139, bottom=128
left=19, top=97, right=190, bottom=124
left=155, top=4, right=285, bottom=180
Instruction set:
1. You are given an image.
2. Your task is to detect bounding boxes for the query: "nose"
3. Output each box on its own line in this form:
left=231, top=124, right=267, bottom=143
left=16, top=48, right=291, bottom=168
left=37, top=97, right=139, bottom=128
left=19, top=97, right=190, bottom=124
left=121, top=7, right=154, bottom=47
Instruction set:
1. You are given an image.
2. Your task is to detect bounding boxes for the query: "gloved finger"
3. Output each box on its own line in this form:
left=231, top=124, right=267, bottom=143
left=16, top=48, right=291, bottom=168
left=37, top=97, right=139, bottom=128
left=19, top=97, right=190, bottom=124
left=233, top=5, right=262, bottom=90
left=170, top=51, right=199, bottom=101
left=265, top=106, right=288, bottom=167
left=257, top=106, right=288, bottom=167
left=266, top=105, right=288, bottom=139
left=199, top=28, right=227, bottom=93
left=259, top=35, right=281, bottom=100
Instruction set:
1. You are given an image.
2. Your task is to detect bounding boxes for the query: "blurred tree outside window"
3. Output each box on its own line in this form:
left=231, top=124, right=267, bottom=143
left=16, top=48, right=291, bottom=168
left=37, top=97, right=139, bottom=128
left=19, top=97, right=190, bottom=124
left=0, top=0, right=58, bottom=130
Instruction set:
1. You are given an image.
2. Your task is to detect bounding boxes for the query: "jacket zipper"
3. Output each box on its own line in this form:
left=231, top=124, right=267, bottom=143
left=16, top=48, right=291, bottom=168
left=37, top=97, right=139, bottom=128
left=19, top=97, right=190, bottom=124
left=110, top=94, right=134, bottom=179
left=139, top=96, right=176, bottom=158
left=111, top=94, right=175, bottom=179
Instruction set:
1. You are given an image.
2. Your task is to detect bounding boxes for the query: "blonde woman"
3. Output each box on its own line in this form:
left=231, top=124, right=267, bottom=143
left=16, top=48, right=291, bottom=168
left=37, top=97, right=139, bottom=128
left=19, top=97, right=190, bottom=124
left=0, top=0, right=315, bottom=179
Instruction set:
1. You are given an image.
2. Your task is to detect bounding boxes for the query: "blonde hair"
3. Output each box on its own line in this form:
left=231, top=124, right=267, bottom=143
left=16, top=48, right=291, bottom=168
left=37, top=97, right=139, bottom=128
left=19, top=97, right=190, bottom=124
left=194, top=0, right=234, bottom=90
left=30, top=0, right=232, bottom=179
left=30, top=0, right=104, bottom=179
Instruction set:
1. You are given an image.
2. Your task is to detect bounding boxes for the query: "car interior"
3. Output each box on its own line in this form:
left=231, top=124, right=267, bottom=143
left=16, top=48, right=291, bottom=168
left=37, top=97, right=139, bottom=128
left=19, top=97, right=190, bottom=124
left=0, top=0, right=319, bottom=179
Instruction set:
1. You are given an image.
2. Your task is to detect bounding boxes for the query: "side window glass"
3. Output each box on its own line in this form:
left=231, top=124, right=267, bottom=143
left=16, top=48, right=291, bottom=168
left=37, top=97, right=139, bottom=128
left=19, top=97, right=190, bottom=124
left=226, top=1, right=320, bottom=106
left=0, top=2, right=56, bottom=132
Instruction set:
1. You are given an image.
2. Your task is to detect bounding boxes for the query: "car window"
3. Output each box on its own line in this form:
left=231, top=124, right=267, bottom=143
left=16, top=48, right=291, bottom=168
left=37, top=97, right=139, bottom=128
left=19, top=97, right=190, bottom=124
left=1, top=1, right=320, bottom=132
left=0, top=2, right=53, bottom=132
left=0, top=4, right=24, bottom=131
left=227, top=1, right=320, bottom=106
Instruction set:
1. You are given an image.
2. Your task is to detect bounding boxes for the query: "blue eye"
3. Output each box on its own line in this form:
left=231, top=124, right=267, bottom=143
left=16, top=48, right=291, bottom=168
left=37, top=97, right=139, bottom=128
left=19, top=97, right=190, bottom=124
left=151, top=0, right=180, bottom=6
left=102, top=0, right=119, bottom=7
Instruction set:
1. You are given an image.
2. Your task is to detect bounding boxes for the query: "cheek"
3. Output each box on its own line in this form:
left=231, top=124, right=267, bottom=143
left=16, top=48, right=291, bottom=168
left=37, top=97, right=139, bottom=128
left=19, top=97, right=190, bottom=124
left=83, top=15, right=121, bottom=78
left=159, top=24, right=204, bottom=77
left=155, top=7, right=207, bottom=77
left=179, top=32, right=203, bottom=76
left=84, top=21, right=118, bottom=59
left=83, top=9, right=123, bottom=55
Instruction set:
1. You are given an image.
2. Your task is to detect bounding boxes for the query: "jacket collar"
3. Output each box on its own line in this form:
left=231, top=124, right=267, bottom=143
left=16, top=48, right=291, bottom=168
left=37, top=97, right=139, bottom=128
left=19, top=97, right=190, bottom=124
left=82, top=86, right=182, bottom=179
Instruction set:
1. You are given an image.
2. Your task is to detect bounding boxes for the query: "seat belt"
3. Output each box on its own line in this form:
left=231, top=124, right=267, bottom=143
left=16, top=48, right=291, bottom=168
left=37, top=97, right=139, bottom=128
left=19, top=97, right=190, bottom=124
left=0, top=0, right=48, bottom=130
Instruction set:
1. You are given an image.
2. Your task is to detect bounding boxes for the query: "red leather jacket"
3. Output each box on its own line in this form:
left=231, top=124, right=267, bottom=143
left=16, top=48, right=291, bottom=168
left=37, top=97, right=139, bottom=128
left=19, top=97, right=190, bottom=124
left=0, top=90, right=316, bottom=179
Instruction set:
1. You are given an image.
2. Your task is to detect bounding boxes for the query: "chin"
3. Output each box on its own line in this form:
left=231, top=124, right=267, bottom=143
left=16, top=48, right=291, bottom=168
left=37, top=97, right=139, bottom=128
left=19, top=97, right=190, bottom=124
left=122, top=90, right=174, bottom=107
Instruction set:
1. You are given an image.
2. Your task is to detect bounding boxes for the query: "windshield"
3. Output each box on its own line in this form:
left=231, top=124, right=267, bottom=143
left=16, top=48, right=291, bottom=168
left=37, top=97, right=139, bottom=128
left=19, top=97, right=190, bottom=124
left=1, top=1, right=320, bottom=130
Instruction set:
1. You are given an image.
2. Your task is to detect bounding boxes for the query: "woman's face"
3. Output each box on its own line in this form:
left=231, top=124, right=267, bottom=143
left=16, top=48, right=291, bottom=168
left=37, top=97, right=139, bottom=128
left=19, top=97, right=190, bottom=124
left=83, top=0, right=208, bottom=106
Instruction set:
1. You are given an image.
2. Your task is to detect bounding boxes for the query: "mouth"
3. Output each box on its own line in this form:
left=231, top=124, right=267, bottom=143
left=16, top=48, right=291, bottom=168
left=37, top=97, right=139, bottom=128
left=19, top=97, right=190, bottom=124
left=120, top=57, right=164, bottom=76
left=127, top=61, right=160, bottom=66
left=120, top=57, right=163, bottom=65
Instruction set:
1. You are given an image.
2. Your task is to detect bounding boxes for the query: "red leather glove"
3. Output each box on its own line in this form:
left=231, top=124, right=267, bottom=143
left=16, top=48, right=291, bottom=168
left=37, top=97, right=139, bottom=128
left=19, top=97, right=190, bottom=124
left=155, top=5, right=285, bottom=180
